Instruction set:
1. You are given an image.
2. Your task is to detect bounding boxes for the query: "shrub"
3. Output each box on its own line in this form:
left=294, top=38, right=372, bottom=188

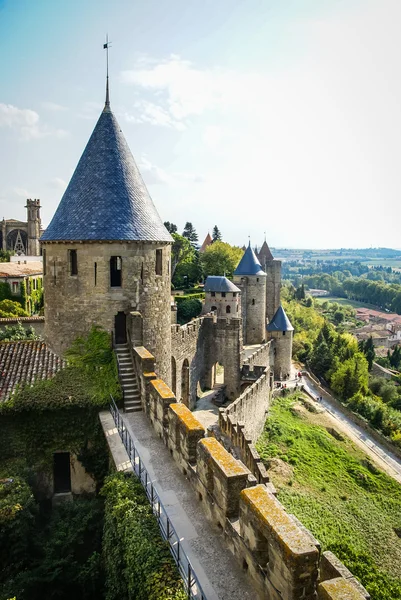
left=101, top=472, right=186, bottom=600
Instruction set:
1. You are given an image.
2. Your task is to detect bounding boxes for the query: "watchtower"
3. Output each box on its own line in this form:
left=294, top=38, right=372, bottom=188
left=267, top=305, right=294, bottom=380
left=26, top=199, right=41, bottom=256
left=233, top=243, right=266, bottom=344
left=41, top=83, right=173, bottom=382
left=257, top=239, right=282, bottom=322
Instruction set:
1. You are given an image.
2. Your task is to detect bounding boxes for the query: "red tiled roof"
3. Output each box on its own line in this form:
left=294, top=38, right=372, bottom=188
left=0, top=341, right=65, bottom=401
left=0, top=262, right=43, bottom=277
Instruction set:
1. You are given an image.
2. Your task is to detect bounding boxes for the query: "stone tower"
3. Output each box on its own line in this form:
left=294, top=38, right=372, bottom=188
left=41, top=84, right=173, bottom=382
left=203, top=276, right=241, bottom=317
left=267, top=305, right=294, bottom=380
left=257, top=240, right=282, bottom=322
left=26, top=199, right=41, bottom=256
left=233, top=243, right=266, bottom=345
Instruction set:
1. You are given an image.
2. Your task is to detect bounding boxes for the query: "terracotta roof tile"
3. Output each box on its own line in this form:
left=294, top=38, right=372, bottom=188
left=0, top=341, right=65, bottom=401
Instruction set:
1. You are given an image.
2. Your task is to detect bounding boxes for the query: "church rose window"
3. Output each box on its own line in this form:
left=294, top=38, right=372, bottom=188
left=68, top=249, right=78, bottom=276
left=110, top=256, right=122, bottom=287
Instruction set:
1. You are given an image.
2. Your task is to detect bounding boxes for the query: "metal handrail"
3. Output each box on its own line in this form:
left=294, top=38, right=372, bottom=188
left=109, top=396, right=207, bottom=600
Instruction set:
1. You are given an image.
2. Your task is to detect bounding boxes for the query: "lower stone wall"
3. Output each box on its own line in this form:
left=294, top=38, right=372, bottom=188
left=0, top=316, right=45, bottom=338
left=129, top=346, right=369, bottom=600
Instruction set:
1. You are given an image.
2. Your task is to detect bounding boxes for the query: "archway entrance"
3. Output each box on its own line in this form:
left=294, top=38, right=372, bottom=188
left=114, top=311, right=127, bottom=344
left=181, top=359, right=189, bottom=407
left=171, top=356, right=177, bottom=395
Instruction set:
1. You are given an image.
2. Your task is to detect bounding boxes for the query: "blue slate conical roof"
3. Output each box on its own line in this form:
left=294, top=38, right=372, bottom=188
left=234, top=243, right=266, bottom=276
left=267, top=305, right=294, bottom=332
left=41, top=105, right=172, bottom=243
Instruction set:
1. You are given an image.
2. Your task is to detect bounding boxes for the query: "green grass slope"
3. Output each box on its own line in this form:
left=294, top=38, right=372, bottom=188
left=256, top=395, right=401, bottom=600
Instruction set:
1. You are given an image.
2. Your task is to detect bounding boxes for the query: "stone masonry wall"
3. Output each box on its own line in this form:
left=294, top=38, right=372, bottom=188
left=42, top=241, right=171, bottom=382
left=128, top=346, right=368, bottom=600
left=171, top=314, right=243, bottom=408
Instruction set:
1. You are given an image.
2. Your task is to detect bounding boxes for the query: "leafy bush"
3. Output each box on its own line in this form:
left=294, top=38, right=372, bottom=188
left=177, top=298, right=202, bottom=324
left=0, top=299, right=28, bottom=318
left=0, top=323, right=39, bottom=341
left=1, top=498, right=104, bottom=600
left=101, top=472, right=186, bottom=600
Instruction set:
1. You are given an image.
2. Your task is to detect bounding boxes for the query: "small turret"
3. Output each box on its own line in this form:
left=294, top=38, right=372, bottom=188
left=203, top=276, right=241, bottom=317
left=267, top=305, right=293, bottom=380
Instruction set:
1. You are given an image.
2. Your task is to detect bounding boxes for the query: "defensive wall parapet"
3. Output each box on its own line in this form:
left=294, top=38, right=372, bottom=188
left=243, top=340, right=272, bottom=369
left=128, top=345, right=368, bottom=600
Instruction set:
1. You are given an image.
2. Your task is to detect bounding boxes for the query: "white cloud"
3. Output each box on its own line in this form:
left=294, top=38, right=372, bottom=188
left=12, top=187, right=32, bottom=198
left=42, top=101, right=68, bottom=112
left=0, top=103, right=68, bottom=140
left=138, top=156, right=204, bottom=187
left=47, top=177, right=67, bottom=190
left=125, top=101, right=185, bottom=130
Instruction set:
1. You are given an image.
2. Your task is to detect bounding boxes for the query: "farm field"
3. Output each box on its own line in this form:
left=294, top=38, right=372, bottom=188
left=361, top=259, right=401, bottom=270
left=314, top=296, right=381, bottom=310
left=256, top=394, right=401, bottom=600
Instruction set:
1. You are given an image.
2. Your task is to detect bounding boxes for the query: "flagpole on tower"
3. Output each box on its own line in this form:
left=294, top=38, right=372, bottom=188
left=103, top=34, right=111, bottom=110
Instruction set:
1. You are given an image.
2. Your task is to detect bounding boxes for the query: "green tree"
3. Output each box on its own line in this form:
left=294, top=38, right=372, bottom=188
left=171, top=234, right=195, bottom=278
left=177, top=298, right=202, bottom=324
left=164, top=221, right=177, bottom=234
left=200, top=241, right=243, bottom=278
left=212, top=225, right=222, bottom=243
left=331, top=353, right=369, bottom=399
left=0, top=323, right=38, bottom=341
left=182, top=222, right=198, bottom=245
left=0, top=299, right=28, bottom=318
left=295, top=284, right=305, bottom=300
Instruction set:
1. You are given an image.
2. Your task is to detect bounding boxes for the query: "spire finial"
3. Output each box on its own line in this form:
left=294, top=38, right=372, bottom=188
left=264, top=231, right=266, bottom=242
left=248, top=235, right=251, bottom=248
left=103, top=34, right=112, bottom=111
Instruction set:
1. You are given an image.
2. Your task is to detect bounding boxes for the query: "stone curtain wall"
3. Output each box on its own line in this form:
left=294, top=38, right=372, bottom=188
left=221, top=372, right=270, bottom=441
left=171, top=314, right=243, bottom=407
left=243, top=340, right=272, bottom=369
left=127, top=346, right=369, bottom=600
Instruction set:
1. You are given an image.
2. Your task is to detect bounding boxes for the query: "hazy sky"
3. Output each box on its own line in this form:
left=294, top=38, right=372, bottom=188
left=0, top=0, right=400, bottom=249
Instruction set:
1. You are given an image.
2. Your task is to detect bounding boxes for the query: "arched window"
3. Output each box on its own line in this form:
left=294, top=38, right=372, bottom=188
left=226, top=305, right=231, bottom=314
left=211, top=306, right=217, bottom=312
left=252, top=298, right=255, bottom=305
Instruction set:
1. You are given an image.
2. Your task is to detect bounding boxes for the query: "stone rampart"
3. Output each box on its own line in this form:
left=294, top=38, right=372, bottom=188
left=128, top=346, right=368, bottom=600
left=221, top=372, right=270, bottom=442
left=243, top=340, right=272, bottom=369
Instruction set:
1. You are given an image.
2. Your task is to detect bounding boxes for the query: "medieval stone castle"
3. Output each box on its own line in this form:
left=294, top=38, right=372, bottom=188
left=31, top=84, right=368, bottom=600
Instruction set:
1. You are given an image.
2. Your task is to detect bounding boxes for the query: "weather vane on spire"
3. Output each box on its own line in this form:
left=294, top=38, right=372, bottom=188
left=103, top=34, right=112, bottom=109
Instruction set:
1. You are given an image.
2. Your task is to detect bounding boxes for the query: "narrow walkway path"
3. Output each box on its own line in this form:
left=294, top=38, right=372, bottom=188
left=123, top=411, right=254, bottom=600
left=302, top=375, right=401, bottom=485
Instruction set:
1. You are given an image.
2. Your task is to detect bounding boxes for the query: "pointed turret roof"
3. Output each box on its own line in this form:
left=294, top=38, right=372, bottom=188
left=234, top=242, right=266, bottom=276
left=41, top=94, right=172, bottom=243
left=267, top=305, right=294, bottom=332
left=257, top=240, right=274, bottom=263
left=199, top=232, right=212, bottom=253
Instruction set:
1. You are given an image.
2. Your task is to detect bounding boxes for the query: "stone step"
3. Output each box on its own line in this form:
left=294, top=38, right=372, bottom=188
left=123, top=383, right=139, bottom=390
left=125, top=405, right=142, bottom=413
left=124, top=394, right=140, bottom=401
left=121, top=376, right=136, bottom=383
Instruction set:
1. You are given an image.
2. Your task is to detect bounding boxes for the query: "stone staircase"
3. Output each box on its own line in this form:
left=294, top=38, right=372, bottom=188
left=115, top=343, right=142, bottom=413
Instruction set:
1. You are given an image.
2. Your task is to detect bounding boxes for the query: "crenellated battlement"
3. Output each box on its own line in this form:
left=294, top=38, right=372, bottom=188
left=129, top=345, right=369, bottom=600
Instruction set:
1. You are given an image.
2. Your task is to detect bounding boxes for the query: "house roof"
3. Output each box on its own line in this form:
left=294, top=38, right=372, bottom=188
left=204, top=276, right=240, bottom=293
left=41, top=103, right=172, bottom=243
left=0, top=341, right=66, bottom=401
left=234, top=243, right=266, bottom=276
left=199, top=232, right=213, bottom=253
left=0, top=262, right=43, bottom=277
left=267, top=305, right=294, bottom=332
